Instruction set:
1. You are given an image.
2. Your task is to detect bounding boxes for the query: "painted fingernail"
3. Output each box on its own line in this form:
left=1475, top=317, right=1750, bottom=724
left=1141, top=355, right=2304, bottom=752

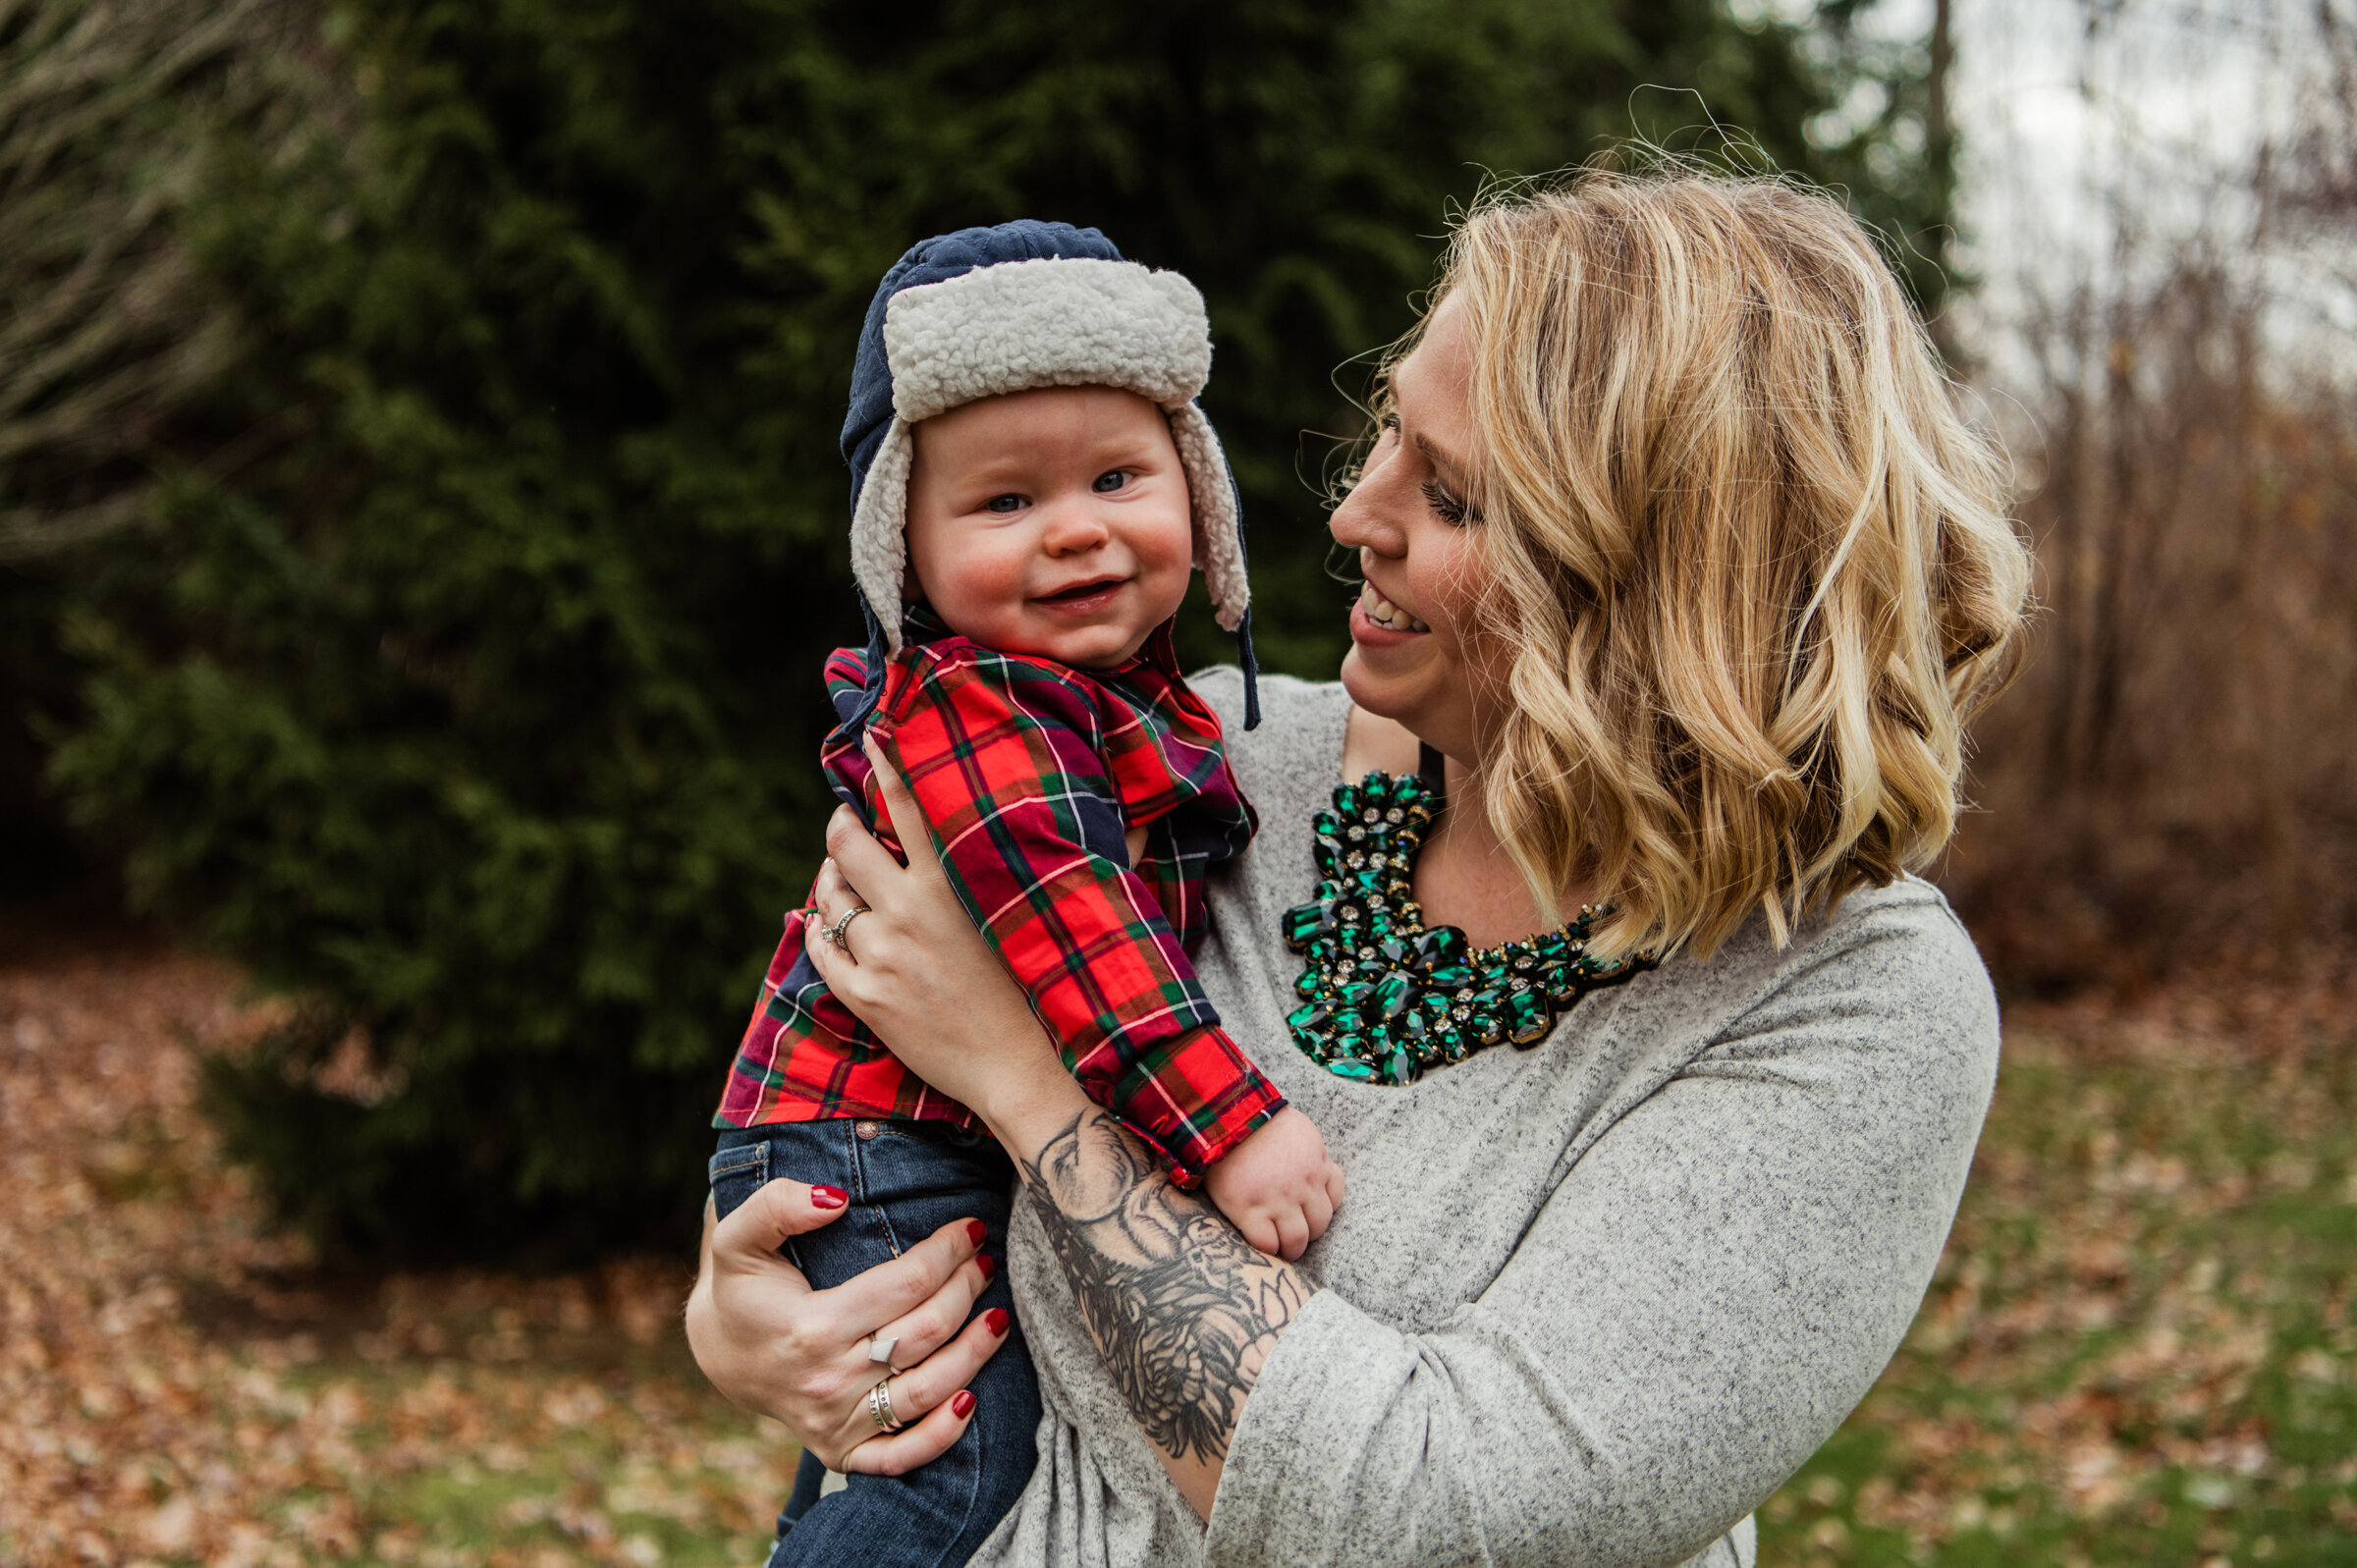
left=965, top=1219, right=988, bottom=1247
left=977, top=1254, right=997, bottom=1282
left=811, top=1185, right=849, bottom=1210
left=951, top=1390, right=975, bottom=1418
left=986, top=1308, right=1011, bottom=1336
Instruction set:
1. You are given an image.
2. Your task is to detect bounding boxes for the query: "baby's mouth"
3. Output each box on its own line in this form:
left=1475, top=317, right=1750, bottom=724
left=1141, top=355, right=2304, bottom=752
left=1358, top=582, right=1430, bottom=633
left=1037, top=575, right=1125, bottom=604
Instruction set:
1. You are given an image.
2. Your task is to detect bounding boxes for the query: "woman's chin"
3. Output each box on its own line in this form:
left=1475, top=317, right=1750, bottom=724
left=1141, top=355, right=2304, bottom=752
left=1340, top=646, right=1420, bottom=726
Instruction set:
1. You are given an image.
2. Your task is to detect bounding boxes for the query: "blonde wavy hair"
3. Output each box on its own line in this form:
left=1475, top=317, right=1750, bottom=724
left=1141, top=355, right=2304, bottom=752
left=1383, top=172, right=2031, bottom=960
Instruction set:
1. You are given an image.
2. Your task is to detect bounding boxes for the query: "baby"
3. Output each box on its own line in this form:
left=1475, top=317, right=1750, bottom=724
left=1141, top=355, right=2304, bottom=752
left=707, top=222, right=1343, bottom=1566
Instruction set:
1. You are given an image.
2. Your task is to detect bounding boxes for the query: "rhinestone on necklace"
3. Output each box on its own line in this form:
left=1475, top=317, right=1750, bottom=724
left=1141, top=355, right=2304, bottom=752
left=1281, top=769, right=1654, bottom=1086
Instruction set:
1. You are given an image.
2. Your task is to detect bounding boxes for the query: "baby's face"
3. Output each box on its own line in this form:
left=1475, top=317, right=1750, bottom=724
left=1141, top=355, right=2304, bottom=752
left=904, top=386, right=1194, bottom=670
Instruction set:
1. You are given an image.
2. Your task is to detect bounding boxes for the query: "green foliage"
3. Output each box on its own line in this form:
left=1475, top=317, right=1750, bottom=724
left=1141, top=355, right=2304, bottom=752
left=39, top=0, right=1950, bottom=1258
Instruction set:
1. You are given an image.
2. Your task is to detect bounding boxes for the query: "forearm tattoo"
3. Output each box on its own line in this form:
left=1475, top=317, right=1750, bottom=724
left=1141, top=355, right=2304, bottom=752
left=1019, top=1109, right=1310, bottom=1465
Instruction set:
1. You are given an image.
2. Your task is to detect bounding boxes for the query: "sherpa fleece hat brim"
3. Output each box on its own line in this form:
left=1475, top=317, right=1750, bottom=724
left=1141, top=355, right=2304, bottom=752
left=847, top=254, right=1249, bottom=653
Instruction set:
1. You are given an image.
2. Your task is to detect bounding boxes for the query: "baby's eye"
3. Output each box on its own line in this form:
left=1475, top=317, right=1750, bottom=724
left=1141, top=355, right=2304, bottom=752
left=1092, top=470, right=1127, bottom=494
left=985, top=493, right=1025, bottom=514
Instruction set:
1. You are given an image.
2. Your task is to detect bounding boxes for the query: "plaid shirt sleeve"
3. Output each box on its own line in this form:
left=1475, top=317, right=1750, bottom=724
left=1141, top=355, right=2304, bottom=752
left=871, top=647, right=1286, bottom=1184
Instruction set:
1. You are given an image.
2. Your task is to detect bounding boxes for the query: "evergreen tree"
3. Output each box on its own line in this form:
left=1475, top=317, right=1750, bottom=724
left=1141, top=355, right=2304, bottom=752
left=38, top=0, right=1950, bottom=1258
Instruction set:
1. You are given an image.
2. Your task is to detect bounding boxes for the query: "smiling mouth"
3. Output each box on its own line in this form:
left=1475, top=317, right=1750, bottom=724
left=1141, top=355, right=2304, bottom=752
left=1357, top=582, right=1430, bottom=633
left=1037, top=576, right=1125, bottom=604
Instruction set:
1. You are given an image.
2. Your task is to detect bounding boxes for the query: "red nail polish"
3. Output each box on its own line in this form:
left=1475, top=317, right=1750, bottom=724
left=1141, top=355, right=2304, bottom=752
left=951, top=1390, right=975, bottom=1418
left=965, top=1219, right=988, bottom=1247
left=977, top=1253, right=997, bottom=1282
left=811, top=1185, right=849, bottom=1210
left=986, top=1308, right=1011, bottom=1336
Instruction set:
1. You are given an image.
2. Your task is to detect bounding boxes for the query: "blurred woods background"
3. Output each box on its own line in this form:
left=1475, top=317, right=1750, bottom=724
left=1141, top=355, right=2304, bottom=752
left=0, top=0, right=1956, bottom=1259
left=7, top=4, right=2357, bottom=1565
left=2, top=0, right=2352, bottom=1268
left=1939, top=0, right=2357, bottom=990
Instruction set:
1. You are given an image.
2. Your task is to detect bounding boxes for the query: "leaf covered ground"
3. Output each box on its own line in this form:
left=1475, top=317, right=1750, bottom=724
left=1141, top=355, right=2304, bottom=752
left=2, top=935, right=2350, bottom=1566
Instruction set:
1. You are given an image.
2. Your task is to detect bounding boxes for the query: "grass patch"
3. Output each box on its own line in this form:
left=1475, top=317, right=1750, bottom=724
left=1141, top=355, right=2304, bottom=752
left=1759, top=982, right=2357, bottom=1567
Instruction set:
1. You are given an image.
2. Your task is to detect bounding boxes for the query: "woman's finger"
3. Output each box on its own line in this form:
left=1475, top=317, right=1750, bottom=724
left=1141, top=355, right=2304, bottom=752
left=839, top=1384, right=982, bottom=1478
left=829, top=1215, right=993, bottom=1340
left=824, top=801, right=909, bottom=904
left=711, top=1176, right=849, bottom=1271
left=861, top=732, right=950, bottom=882
left=866, top=1251, right=996, bottom=1370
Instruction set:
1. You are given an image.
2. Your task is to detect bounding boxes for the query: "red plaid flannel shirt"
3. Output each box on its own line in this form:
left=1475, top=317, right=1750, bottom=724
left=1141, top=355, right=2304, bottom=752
left=714, top=622, right=1284, bottom=1184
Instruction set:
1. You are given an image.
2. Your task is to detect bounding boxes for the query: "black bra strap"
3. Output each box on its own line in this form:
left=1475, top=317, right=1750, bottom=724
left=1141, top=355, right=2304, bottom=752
left=1416, top=742, right=1448, bottom=799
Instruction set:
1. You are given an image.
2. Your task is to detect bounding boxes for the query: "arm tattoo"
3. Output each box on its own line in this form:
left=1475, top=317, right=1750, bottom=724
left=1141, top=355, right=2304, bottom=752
left=1018, top=1108, right=1310, bottom=1465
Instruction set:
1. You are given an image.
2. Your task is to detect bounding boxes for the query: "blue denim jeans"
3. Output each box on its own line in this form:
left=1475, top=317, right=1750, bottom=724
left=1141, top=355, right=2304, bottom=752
left=709, top=1119, right=1040, bottom=1568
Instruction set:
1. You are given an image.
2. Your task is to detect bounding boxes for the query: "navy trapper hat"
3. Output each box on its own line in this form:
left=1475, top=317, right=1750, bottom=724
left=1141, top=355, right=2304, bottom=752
left=838, top=220, right=1258, bottom=729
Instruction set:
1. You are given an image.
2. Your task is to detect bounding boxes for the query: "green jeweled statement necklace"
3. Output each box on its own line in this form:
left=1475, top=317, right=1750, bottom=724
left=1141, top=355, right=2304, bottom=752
left=1282, top=765, right=1655, bottom=1087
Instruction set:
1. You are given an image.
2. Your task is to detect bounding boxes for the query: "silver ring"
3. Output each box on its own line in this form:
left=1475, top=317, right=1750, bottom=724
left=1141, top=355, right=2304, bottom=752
left=823, top=904, right=870, bottom=952
left=866, top=1376, right=905, bottom=1433
left=867, top=1334, right=900, bottom=1367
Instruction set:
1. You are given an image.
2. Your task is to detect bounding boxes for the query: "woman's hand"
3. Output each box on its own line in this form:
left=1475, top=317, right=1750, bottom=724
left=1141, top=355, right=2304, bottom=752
left=800, top=734, right=1077, bottom=1132
left=685, top=1179, right=1010, bottom=1475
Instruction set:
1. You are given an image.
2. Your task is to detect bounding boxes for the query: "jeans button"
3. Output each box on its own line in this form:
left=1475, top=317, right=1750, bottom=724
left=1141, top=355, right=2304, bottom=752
left=853, top=1119, right=882, bottom=1141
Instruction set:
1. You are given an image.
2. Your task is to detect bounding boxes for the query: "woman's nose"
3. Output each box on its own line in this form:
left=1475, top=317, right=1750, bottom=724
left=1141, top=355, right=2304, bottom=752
left=1328, top=458, right=1407, bottom=560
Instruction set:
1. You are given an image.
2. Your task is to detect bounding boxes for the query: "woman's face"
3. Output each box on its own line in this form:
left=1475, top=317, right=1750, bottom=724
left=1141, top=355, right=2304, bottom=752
left=1330, top=297, right=1499, bottom=765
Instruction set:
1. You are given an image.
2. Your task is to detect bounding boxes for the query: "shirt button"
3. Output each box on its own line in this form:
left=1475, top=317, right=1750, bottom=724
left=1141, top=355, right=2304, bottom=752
left=853, top=1119, right=883, bottom=1141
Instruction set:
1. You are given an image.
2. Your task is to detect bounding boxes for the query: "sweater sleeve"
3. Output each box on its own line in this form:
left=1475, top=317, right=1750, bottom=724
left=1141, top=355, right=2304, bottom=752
left=1203, top=896, right=2000, bottom=1568
left=875, top=648, right=1286, bottom=1183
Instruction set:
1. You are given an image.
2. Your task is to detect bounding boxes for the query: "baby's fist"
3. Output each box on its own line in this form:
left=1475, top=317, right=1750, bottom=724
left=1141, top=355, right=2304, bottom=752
left=1202, top=1107, right=1345, bottom=1262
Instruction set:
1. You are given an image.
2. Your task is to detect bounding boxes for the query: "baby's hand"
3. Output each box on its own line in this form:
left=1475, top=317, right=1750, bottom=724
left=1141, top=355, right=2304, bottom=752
left=1201, top=1107, right=1345, bottom=1262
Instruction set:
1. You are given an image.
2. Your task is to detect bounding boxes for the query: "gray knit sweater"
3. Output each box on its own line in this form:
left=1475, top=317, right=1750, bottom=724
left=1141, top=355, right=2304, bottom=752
left=971, top=672, right=1999, bottom=1568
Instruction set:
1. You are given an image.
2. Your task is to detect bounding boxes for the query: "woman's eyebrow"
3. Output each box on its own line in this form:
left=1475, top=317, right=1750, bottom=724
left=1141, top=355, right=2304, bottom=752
left=1411, top=430, right=1471, bottom=487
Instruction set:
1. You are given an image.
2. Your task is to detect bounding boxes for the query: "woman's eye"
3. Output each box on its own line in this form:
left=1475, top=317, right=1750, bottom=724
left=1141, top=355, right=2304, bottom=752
left=1092, top=470, right=1127, bottom=494
left=1421, top=480, right=1474, bottom=526
left=985, top=494, right=1025, bottom=514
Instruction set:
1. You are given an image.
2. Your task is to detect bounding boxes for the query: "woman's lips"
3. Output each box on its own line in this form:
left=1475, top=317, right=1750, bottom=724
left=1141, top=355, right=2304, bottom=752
left=1354, top=581, right=1430, bottom=634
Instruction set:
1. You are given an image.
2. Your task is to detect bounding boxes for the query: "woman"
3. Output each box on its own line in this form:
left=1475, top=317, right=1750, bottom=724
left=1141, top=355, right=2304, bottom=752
left=686, top=171, right=2031, bottom=1566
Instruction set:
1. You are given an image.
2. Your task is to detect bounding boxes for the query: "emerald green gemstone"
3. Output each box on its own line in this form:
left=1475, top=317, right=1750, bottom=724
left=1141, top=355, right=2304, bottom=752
left=1373, top=972, right=1415, bottom=1018
left=1398, top=1010, right=1429, bottom=1049
left=1283, top=901, right=1330, bottom=946
left=1335, top=784, right=1361, bottom=819
left=1506, top=989, right=1550, bottom=1044
left=1467, top=1009, right=1504, bottom=1046
left=1328, top=1058, right=1376, bottom=1081
left=1332, top=1029, right=1367, bottom=1060
left=1295, top=969, right=1322, bottom=1000
left=1435, top=1026, right=1468, bottom=1060
left=1287, top=1002, right=1333, bottom=1035
left=1416, top=927, right=1467, bottom=963
left=1533, top=932, right=1574, bottom=965
left=1338, top=980, right=1376, bottom=1011
left=1382, top=1047, right=1420, bottom=1085
left=1426, top=961, right=1476, bottom=990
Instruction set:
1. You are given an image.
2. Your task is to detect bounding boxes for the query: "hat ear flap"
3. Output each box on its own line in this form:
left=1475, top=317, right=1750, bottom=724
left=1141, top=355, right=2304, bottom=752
left=1169, top=402, right=1248, bottom=633
left=850, top=419, right=915, bottom=652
